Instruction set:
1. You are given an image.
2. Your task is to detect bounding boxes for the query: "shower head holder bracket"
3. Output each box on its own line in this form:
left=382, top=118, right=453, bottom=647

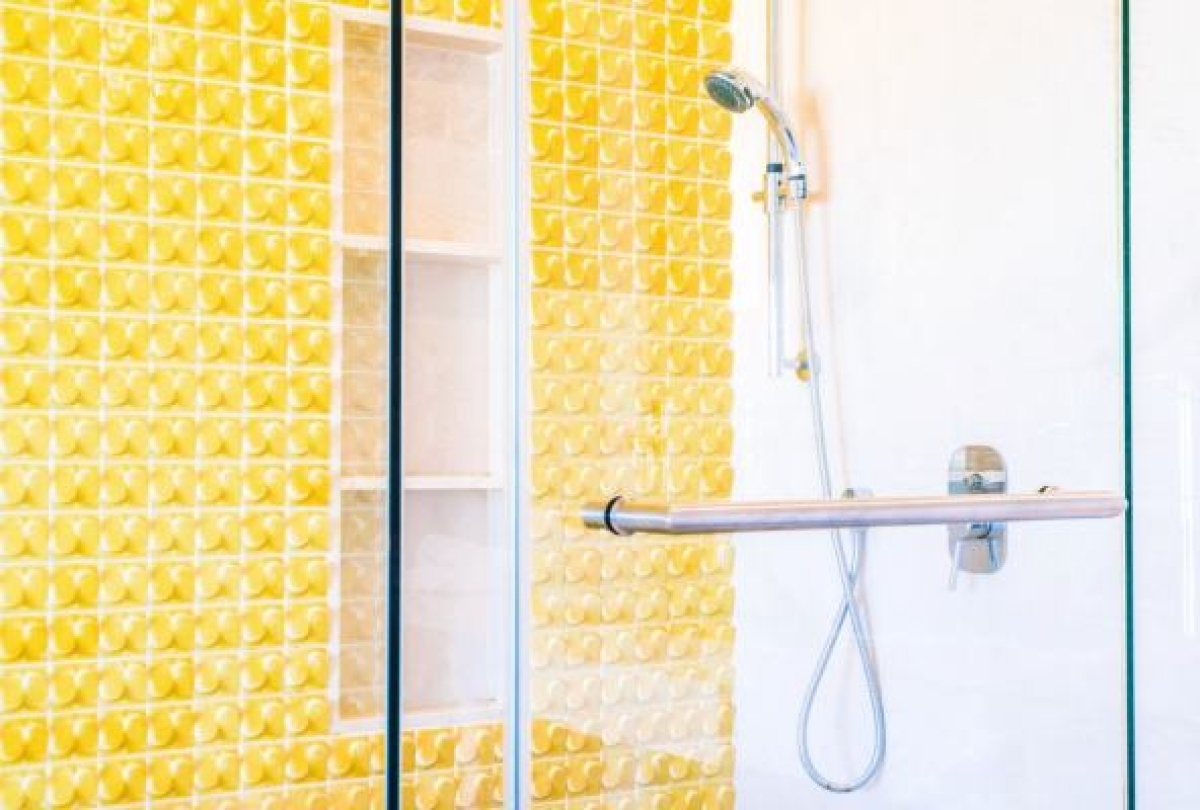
left=754, top=161, right=808, bottom=213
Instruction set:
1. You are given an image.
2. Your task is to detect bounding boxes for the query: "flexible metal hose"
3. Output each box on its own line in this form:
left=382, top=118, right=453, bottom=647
left=791, top=207, right=887, bottom=792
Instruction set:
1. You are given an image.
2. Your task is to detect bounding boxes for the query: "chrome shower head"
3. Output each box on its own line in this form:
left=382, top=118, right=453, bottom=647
left=703, top=66, right=804, bottom=178
left=703, top=68, right=764, bottom=114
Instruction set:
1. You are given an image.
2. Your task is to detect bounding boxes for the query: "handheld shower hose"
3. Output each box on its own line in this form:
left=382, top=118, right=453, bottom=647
left=704, top=66, right=887, bottom=793
left=791, top=207, right=887, bottom=792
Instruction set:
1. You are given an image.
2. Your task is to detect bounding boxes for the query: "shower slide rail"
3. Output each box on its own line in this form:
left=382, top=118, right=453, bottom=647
left=582, top=490, right=1126, bottom=536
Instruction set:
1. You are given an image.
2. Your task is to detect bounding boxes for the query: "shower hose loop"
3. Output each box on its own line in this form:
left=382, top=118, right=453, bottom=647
left=791, top=207, right=887, bottom=792
left=795, top=525, right=886, bottom=792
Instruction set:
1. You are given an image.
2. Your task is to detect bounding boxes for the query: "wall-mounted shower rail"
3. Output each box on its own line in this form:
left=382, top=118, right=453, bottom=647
left=582, top=490, right=1126, bottom=536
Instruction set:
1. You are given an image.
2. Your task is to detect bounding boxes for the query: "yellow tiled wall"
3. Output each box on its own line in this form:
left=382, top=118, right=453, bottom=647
left=525, top=0, right=738, bottom=806
left=402, top=0, right=738, bottom=806
left=398, top=0, right=738, bottom=804
left=0, top=0, right=391, bottom=806
left=0, top=0, right=737, bottom=803
left=402, top=0, right=501, bottom=28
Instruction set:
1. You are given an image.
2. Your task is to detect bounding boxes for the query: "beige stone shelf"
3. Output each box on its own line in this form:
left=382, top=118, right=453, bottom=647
left=406, top=237, right=502, bottom=265
left=339, top=234, right=389, bottom=252
left=342, top=476, right=387, bottom=491
left=402, top=700, right=502, bottom=730
left=337, top=236, right=503, bottom=266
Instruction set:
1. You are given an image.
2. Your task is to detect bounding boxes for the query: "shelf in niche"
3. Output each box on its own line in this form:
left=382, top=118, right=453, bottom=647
left=339, top=234, right=389, bottom=252
left=406, top=238, right=501, bottom=266
left=403, top=16, right=503, bottom=54
left=405, top=475, right=501, bottom=491
left=340, top=236, right=502, bottom=266
left=403, top=700, right=501, bottom=730
left=342, top=476, right=386, bottom=492
left=341, top=475, right=502, bottom=491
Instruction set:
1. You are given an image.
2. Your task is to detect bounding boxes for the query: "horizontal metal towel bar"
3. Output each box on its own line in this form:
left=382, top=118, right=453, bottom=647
left=581, top=490, right=1126, bottom=536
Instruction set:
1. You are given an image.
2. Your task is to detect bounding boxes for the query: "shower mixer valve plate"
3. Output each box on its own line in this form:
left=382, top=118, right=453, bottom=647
left=947, top=444, right=1008, bottom=580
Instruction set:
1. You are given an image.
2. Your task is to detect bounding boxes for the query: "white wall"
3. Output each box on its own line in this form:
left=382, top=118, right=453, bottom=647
left=730, top=2, right=1127, bottom=807
left=1130, top=1, right=1200, bottom=806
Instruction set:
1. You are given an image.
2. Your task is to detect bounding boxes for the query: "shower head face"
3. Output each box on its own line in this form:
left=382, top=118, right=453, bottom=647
left=704, top=69, right=762, bottom=114
left=703, top=66, right=803, bottom=173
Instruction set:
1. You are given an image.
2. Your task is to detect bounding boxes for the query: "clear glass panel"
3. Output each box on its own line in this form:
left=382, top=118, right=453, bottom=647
left=0, top=0, right=391, bottom=806
left=399, top=1, right=511, bottom=808
left=517, top=1, right=1125, bottom=809
left=521, top=0, right=744, bottom=805
left=729, top=3, right=1126, bottom=805
left=1131, top=2, right=1199, bottom=807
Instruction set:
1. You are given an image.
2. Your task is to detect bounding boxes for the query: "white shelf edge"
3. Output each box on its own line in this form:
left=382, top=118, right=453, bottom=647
left=337, top=236, right=504, bottom=264
left=405, top=475, right=502, bottom=491
left=402, top=700, right=502, bottom=729
left=342, top=476, right=387, bottom=491
left=404, top=16, right=503, bottom=54
left=342, top=475, right=503, bottom=491
left=405, top=238, right=502, bottom=265
left=337, top=234, right=389, bottom=252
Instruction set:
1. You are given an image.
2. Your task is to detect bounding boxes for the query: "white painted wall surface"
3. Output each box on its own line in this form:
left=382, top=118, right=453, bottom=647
left=1130, top=1, right=1200, bottom=807
left=729, top=2, right=1127, bottom=807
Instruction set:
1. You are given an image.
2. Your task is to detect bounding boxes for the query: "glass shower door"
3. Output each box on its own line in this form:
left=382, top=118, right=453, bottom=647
left=397, top=2, right=515, bottom=808
left=515, top=1, right=1127, bottom=808
left=520, top=0, right=744, bottom=806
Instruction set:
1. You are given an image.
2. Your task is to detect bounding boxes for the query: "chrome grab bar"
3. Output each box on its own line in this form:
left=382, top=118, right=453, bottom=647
left=581, top=490, right=1126, bottom=536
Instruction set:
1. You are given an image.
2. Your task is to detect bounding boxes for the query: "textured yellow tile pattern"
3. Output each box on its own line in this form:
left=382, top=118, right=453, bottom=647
left=0, top=0, right=392, bottom=806
left=400, top=0, right=739, bottom=805
left=0, top=0, right=736, bottom=804
left=402, top=0, right=501, bottom=28
left=402, top=0, right=738, bottom=805
left=524, top=0, right=739, bottom=807
left=400, top=724, right=504, bottom=809
left=336, top=21, right=388, bottom=728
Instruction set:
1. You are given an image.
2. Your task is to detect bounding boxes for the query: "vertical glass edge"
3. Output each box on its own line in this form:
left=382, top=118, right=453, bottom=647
left=1122, top=0, right=1135, bottom=804
left=387, top=5, right=404, bottom=810
left=506, top=0, right=533, bottom=806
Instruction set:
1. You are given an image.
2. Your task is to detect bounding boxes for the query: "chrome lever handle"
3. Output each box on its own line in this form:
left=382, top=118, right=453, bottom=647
left=948, top=521, right=995, bottom=591
left=948, top=537, right=965, bottom=591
